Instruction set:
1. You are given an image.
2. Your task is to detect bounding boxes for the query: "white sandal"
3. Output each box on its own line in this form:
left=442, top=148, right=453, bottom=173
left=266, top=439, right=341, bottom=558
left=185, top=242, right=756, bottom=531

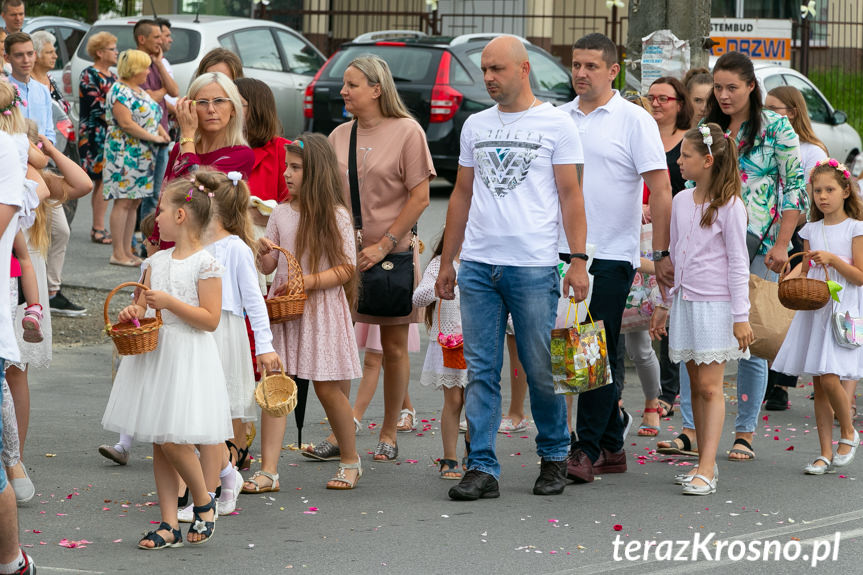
left=396, top=408, right=416, bottom=432
left=240, top=470, right=280, bottom=493
left=326, top=459, right=363, bottom=490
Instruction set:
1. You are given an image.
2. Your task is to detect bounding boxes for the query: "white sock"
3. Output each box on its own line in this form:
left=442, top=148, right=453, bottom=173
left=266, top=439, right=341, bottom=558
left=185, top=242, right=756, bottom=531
left=0, top=551, right=25, bottom=574
left=219, top=463, right=236, bottom=498
left=115, top=434, right=132, bottom=452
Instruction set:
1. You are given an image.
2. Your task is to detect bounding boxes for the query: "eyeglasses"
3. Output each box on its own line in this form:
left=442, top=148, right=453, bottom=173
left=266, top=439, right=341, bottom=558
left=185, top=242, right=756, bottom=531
left=194, top=98, right=233, bottom=110
left=647, top=95, right=679, bottom=105
left=765, top=105, right=791, bottom=112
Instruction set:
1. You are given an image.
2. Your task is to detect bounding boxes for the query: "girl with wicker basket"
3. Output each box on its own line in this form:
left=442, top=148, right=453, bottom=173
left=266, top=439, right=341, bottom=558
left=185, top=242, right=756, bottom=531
left=773, top=159, right=863, bottom=474
left=172, top=170, right=281, bottom=523
left=248, top=134, right=362, bottom=491
left=413, top=234, right=469, bottom=479
left=650, top=123, right=753, bottom=496
left=102, top=177, right=232, bottom=548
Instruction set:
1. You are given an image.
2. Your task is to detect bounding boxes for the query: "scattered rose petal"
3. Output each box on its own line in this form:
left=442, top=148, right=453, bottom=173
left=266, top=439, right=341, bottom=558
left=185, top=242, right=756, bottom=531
left=113, top=539, right=122, bottom=543
left=785, top=446, right=794, bottom=451
left=548, top=519, right=559, bottom=523
left=613, top=524, right=623, bottom=531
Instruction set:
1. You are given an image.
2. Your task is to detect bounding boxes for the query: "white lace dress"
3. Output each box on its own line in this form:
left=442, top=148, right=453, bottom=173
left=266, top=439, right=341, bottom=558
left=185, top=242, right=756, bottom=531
left=413, top=256, right=467, bottom=389
left=101, top=249, right=233, bottom=444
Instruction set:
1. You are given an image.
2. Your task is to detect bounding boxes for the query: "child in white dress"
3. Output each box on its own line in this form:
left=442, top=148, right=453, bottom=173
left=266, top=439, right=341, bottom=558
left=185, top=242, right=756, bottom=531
left=773, top=159, right=863, bottom=474
left=413, top=235, right=468, bottom=479
left=651, top=124, right=753, bottom=496
left=102, top=176, right=232, bottom=549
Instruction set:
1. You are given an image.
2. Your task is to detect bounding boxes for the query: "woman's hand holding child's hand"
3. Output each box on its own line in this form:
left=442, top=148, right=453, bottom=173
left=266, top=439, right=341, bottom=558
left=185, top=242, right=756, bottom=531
left=649, top=307, right=668, bottom=341
left=733, top=321, right=754, bottom=352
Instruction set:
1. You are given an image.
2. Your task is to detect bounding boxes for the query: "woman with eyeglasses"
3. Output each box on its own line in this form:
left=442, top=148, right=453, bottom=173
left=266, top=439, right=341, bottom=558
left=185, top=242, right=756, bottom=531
left=102, top=49, right=170, bottom=267
left=79, top=31, right=119, bottom=246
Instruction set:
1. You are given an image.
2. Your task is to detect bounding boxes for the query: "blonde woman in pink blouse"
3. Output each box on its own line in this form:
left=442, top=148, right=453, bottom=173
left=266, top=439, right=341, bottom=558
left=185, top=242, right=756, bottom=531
left=650, top=123, right=753, bottom=496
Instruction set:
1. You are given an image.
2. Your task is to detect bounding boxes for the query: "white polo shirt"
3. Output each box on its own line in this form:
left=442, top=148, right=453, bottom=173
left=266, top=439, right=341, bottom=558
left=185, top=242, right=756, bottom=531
left=459, top=102, right=583, bottom=266
left=560, top=91, right=667, bottom=268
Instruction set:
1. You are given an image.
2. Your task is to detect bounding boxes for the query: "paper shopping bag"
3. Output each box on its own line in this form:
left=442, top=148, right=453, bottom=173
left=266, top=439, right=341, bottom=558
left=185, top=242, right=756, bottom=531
left=621, top=224, right=660, bottom=333
left=749, top=273, right=795, bottom=362
left=551, top=304, right=612, bottom=395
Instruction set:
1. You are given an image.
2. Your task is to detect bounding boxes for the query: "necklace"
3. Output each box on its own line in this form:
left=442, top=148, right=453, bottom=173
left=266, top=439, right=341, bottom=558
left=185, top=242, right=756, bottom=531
left=497, top=97, right=537, bottom=126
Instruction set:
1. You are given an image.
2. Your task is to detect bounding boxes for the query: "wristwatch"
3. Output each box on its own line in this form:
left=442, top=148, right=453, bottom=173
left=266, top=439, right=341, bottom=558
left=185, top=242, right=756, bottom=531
left=648, top=250, right=670, bottom=261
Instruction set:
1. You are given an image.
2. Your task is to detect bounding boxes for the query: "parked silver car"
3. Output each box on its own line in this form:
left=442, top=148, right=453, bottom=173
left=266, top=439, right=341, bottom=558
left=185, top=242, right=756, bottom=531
left=68, top=14, right=326, bottom=138
left=22, top=16, right=90, bottom=90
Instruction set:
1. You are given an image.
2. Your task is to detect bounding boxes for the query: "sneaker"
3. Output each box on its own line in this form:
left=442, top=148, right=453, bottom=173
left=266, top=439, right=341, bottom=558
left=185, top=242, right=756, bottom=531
left=21, top=304, right=43, bottom=343
left=566, top=449, right=595, bottom=484
left=533, top=459, right=567, bottom=495
left=49, top=290, right=86, bottom=317
left=216, top=469, right=244, bottom=515
left=458, top=419, right=468, bottom=433
left=498, top=417, right=528, bottom=433
left=764, top=386, right=789, bottom=411
left=448, top=469, right=500, bottom=501
left=11, top=551, right=35, bottom=574
left=621, top=407, right=634, bottom=438
left=9, top=462, right=35, bottom=504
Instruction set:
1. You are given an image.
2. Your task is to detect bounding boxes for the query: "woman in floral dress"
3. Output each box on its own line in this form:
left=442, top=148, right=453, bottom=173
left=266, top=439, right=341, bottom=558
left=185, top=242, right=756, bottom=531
left=103, top=49, right=170, bottom=267
left=78, top=31, right=118, bottom=244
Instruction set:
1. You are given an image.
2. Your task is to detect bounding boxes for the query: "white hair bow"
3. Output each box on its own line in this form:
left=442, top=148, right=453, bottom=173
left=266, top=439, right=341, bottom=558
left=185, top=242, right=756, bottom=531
left=606, top=0, right=625, bottom=8
left=698, top=125, right=713, bottom=156
left=227, top=171, right=242, bottom=186
left=801, top=1, right=816, bottom=18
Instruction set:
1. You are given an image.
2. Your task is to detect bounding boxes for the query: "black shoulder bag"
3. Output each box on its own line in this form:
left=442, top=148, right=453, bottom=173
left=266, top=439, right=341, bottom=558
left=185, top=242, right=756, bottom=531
left=349, top=120, right=416, bottom=317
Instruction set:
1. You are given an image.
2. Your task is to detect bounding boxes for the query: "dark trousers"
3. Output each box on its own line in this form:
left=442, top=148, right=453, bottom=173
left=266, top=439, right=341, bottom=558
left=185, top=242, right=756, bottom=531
left=658, top=333, right=680, bottom=405
left=575, top=259, right=636, bottom=462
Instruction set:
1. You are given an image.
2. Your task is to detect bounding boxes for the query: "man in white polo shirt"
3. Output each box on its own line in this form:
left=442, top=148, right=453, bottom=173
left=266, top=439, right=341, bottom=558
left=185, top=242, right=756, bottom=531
left=437, top=35, right=589, bottom=500
left=560, top=33, right=674, bottom=485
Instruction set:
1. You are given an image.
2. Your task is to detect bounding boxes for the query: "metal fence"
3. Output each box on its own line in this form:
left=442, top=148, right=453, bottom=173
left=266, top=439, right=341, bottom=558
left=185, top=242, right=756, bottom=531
left=792, top=1, right=863, bottom=135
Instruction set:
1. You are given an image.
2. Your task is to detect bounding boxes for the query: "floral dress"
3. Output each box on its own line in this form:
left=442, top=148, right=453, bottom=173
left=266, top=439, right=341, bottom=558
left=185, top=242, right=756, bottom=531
left=735, top=110, right=807, bottom=256
left=77, top=66, right=117, bottom=179
left=102, top=82, right=161, bottom=200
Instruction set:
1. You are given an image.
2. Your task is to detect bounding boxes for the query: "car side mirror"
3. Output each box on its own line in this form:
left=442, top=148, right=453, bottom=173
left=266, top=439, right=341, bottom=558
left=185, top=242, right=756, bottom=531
left=832, top=110, right=848, bottom=126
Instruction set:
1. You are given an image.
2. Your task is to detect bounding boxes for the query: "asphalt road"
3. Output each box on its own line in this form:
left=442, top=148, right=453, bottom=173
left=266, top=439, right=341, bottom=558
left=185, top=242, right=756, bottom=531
left=12, top=185, right=863, bottom=574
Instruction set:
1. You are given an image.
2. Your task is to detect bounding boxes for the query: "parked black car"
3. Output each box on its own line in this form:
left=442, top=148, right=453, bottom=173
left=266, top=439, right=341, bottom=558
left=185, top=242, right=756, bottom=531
left=304, top=34, right=575, bottom=184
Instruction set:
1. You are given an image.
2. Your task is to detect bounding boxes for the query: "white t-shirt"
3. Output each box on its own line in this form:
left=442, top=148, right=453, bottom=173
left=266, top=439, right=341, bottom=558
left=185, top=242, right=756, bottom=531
left=459, top=102, right=583, bottom=266
left=800, top=141, right=828, bottom=183
left=0, top=131, right=24, bottom=363
left=162, top=57, right=177, bottom=109
left=560, top=91, right=667, bottom=267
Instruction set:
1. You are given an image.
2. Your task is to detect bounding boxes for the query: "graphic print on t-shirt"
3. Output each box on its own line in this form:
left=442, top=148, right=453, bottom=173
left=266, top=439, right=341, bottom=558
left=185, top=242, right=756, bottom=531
left=473, top=129, right=542, bottom=198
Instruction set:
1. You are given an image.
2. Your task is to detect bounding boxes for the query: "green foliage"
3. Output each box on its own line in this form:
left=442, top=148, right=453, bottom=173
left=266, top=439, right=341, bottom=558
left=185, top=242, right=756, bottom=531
left=27, top=0, right=119, bottom=23
left=807, top=68, right=863, bottom=137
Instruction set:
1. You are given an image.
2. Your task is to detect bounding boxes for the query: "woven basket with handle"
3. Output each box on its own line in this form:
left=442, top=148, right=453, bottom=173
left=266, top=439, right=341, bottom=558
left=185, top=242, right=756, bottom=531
left=254, top=368, right=298, bottom=417
left=778, top=252, right=831, bottom=311
left=266, top=245, right=306, bottom=324
left=104, top=281, right=162, bottom=356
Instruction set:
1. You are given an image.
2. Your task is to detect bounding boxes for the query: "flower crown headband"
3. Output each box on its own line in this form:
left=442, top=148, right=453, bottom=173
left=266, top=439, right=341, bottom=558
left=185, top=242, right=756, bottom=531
left=0, top=85, right=26, bottom=116
left=812, top=158, right=852, bottom=182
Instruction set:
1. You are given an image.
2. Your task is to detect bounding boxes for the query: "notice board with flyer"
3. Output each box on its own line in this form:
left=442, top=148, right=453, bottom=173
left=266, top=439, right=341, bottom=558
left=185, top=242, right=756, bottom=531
left=640, top=30, right=690, bottom=95
left=710, top=18, right=792, bottom=67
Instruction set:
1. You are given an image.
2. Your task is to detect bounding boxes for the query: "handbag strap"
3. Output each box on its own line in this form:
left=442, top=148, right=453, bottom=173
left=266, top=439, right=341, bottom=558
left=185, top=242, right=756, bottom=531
left=348, top=120, right=362, bottom=231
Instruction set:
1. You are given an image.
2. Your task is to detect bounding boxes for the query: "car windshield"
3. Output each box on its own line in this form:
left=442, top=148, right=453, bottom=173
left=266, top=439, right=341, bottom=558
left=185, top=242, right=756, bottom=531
left=322, top=45, right=438, bottom=83
left=76, top=25, right=201, bottom=65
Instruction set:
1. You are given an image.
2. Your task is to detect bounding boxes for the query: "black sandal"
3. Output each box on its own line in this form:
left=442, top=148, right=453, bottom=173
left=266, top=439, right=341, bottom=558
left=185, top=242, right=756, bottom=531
left=138, top=522, right=183, bottom=550
left=187, top=495, right=216, bottom=545
left=439, top=458, right=462, bottom=480
left=226, top=439, right=249, bottom=470
left=728, top=437, right=756, bottom=461
left=177, top=487, right=189, bottom=508
left=657, top=399, right=675, bottom=418
left=656, top=433, right=698, bottom=456
left=90, top=227, right=112, bottom=245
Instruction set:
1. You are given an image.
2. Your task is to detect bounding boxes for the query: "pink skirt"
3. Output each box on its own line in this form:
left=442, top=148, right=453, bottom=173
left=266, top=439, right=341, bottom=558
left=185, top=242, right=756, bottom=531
left=354, top=322, right=420, bottom=353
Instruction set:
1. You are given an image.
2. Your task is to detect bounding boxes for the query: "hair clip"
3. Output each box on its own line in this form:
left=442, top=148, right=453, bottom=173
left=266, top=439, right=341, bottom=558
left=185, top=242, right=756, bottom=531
left=227, top=171, right=242, bottom=186
left=698, top=125, right=713, bottom=156
left=296, top=140, right=304, bottom=149
left=184, top=188, right=194, bottom=202
left=198, top=184, right=205, bottom=191
left=207, top=192, right=215, bottom=198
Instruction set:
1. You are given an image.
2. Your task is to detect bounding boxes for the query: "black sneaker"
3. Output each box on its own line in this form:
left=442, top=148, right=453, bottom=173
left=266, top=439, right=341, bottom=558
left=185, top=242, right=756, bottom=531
left=49, top=290, right=86, bottom=317
left=448, top=469, right=500, bottom=501
left=764, top=386, right=789, bottom=411
left=533, top=459, right=567, bottom=495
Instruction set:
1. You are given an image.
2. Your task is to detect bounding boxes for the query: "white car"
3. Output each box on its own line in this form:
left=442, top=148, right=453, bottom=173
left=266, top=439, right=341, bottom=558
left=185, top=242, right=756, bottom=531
left=755, top=63, right=861, bottom=170
left=67, top=14, right=326, bottom=139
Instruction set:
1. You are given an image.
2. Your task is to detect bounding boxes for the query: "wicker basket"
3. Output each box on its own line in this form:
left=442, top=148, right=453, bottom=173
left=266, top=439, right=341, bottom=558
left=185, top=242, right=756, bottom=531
left=254, top=368, right=298, bottom=417
left=778, top=252, right=831, bottom=311
left=437, top=305, right=466, bottom=369
left=265, top=245, right=306, bottom=324
left=104, top=282, right=162, bottom=356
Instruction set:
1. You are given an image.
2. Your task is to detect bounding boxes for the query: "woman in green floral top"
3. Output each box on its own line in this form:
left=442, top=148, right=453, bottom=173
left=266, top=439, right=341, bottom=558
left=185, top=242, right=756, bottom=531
left=687, top=51, right=806, bottom=462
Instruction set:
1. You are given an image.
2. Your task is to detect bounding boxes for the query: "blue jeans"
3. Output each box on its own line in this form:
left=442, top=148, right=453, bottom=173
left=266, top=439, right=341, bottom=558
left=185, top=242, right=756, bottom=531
left=677, top=257, right=778, bottom=433
left=0, top=359, right=6, bottom=493
left=140, top=144, right=169, bottom=219
left=574, top=259, right=635, bottom=462
left=459, top=260, right=568, bottom=479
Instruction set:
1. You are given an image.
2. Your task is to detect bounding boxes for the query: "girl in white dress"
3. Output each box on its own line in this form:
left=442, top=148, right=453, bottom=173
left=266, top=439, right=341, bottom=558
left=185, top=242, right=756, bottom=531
left=413, top=235, right=468, bottom=479
left=185, top=170, right=281, bottom=518
left=102, top=176, right=231, bottom=549
left=773, top=159, right=863, bottom=474
left=650, top=124, right=753, bottom=496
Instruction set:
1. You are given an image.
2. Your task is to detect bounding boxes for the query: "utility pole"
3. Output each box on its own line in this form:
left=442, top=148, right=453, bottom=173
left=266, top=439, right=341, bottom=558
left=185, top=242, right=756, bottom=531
left=626, top=0, right=712, bottom=87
